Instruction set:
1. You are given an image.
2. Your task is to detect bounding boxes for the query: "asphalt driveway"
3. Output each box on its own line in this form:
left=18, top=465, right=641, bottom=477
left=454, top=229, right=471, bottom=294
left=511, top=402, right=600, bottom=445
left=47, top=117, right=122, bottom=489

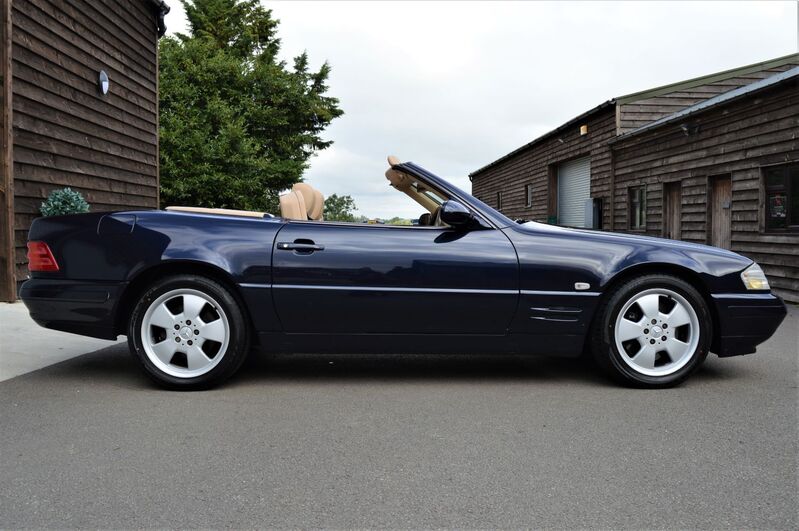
left=1, top=306, right=796, bottom=529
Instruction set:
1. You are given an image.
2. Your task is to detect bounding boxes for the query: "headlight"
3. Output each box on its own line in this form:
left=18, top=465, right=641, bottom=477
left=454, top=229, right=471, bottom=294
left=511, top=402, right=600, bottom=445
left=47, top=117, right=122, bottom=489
left=741, top=262, right=770, bottom=290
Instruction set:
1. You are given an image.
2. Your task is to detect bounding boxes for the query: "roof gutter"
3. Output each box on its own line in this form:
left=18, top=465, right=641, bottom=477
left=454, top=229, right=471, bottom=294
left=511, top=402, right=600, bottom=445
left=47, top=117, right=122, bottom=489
left=147, top=0, right=170, bottom=38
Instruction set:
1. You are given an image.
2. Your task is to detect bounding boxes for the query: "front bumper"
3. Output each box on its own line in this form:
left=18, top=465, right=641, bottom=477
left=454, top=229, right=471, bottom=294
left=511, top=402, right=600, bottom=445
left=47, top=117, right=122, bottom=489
left=711, top=292, right=787, bottom=357
left=19, top=278, right=126, bottom=340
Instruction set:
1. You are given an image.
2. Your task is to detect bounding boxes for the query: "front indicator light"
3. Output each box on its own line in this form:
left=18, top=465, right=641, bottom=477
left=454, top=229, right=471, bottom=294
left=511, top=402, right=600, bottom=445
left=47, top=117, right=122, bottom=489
left=741, top=262, right=769, bottom=290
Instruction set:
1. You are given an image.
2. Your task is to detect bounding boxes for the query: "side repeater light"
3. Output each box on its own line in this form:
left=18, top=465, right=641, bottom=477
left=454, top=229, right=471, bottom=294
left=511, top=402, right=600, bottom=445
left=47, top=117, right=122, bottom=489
left=27, top=241, right=60, bottom=272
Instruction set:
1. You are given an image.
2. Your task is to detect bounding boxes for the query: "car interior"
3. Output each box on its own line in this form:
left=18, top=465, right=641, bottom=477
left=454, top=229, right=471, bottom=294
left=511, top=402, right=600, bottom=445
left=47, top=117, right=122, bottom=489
left=383, top=156, right=451, bottom=226
left=167, top=156, right=452, bottom=226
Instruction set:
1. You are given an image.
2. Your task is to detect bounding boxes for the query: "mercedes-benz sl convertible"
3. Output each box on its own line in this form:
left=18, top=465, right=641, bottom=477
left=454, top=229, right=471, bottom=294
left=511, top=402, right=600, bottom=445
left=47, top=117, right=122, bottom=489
left=21, top=157, right=786, bottom=389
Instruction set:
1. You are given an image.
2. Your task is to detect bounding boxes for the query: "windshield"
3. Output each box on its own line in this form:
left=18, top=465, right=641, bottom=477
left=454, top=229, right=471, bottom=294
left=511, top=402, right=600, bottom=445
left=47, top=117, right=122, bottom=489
left=410, top=181, right=446, bottom=206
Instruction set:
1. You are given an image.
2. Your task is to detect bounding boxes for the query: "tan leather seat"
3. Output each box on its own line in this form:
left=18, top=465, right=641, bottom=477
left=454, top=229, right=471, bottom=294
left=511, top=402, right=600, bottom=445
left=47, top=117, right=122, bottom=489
left=291, top=183, right=325, bottom=220
left=312, top=189, right=324, bottom=220
left=279, top=190, right=307, bottom=220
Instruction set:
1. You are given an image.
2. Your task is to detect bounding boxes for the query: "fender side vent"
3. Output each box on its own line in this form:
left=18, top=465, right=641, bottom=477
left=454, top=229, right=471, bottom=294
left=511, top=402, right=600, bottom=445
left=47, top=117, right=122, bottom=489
left=529, top=306, right=582, bottom=323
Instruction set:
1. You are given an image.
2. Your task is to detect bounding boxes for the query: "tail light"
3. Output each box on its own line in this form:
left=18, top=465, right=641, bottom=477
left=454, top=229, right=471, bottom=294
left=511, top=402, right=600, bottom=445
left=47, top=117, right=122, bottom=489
left=27, top=241, right=59, bottom=272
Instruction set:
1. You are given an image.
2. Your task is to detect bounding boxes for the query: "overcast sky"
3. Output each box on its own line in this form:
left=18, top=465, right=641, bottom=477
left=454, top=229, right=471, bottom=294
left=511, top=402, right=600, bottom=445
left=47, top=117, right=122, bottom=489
left=165, top=1, right=798, bottom=219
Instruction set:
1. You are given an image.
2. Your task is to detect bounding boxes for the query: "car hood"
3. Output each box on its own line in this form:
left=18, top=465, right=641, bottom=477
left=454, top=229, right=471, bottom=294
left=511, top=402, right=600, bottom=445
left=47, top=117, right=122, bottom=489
left=514, top=221, right=753, bottom=271
left=518, top=220, right=738, bottom=252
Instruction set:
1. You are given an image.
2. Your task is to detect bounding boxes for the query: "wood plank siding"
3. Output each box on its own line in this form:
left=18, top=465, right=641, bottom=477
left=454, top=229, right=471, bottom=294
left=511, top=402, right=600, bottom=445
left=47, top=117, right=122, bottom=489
left=1, top=0, right=13, bottom=301
left=612, top=80, right=799, bottom=301
left=8, top=0, right=159, bottom=290
left=471, top=107, right=617, bottom=227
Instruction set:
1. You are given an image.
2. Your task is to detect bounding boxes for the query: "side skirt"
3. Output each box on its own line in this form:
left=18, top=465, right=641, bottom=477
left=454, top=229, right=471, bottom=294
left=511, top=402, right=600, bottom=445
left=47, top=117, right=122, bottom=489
left=255, top=332, right=585, bottom=357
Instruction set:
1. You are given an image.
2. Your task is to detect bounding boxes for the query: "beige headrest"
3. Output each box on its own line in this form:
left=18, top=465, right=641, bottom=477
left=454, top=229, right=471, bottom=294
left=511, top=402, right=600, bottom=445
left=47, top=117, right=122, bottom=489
left=312, top=189, right=324, bottom=220
left=279, top=190, right=307, bottom=220
left=292, top=183, right=316, bottom=213
left=387, top=155, right=401, bottom=166
left=292, top=183, right=324, bottom=220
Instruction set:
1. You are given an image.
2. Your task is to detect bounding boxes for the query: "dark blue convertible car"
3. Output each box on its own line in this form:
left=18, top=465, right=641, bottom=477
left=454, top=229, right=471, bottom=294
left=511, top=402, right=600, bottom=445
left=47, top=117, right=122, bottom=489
left=21, top=157, right=786, bottom=389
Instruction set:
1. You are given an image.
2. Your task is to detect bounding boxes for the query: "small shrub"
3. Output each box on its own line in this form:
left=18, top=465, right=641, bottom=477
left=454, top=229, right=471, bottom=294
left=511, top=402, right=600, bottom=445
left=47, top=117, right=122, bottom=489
left=40, top=188, right=90, bottom=217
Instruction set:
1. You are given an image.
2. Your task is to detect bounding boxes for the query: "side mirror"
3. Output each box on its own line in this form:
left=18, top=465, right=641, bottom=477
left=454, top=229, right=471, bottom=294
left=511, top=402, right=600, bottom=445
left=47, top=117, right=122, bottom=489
left=439, top=200, right=476, bottom=229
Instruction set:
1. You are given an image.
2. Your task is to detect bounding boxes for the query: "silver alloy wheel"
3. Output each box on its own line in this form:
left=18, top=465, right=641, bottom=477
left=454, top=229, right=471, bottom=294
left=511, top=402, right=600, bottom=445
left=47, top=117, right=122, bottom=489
left=140, top=288, right=230, bottom=378
left=613, top=288, right=700, bottom=377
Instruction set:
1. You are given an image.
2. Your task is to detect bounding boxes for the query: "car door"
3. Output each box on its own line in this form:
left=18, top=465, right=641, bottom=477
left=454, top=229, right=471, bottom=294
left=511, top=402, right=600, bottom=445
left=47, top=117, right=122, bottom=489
left=271, top=221, right=518, bottom=334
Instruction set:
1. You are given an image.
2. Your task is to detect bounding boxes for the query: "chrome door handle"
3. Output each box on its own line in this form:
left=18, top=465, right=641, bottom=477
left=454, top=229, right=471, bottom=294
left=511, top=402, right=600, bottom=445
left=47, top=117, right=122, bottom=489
left=276, top=242, right=325, bottom=252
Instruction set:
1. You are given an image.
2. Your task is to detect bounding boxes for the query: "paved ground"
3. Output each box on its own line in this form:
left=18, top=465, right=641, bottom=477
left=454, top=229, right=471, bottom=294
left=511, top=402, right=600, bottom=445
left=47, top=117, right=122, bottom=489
left=0, top=307, right=796, bottom=529
left=0, top=302, right=120, bottom=382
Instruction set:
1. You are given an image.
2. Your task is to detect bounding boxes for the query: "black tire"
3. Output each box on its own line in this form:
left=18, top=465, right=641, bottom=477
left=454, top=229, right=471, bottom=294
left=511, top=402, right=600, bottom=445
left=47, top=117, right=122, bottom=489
left=128, top=274, right=250, bottom=390
left=590, top=274, right=711, bottom=388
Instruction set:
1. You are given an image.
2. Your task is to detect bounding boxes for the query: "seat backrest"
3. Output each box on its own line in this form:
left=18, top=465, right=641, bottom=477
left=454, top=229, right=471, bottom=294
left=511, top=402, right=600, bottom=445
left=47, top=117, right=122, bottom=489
left=312, top=189, right=324, bottom=220
left=292, top=183, right=325, bottom=220
left=279, top=190, right=307, bottom=220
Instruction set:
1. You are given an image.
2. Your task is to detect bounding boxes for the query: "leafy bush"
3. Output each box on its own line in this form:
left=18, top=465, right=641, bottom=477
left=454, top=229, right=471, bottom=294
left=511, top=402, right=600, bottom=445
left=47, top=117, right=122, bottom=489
left=323, top=194, right=357, bottom=222
left=40, top=188, right=90, bottom=217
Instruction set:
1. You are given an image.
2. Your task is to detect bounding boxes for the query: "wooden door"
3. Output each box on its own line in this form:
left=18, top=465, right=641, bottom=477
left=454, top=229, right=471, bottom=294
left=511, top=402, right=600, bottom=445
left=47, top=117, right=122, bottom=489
left=663, top=182, right=682, bottom=240
left=710, top=176, right=732, bottom=249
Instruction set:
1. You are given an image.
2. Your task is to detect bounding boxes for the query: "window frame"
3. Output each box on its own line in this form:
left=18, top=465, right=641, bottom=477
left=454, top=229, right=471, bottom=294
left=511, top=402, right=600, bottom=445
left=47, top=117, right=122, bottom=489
left=628, top=185, right=647, bottom=231
left=496, top=191, right=503, bottom=211
left=763, top=162, right=799, bottom=233
left=525, top=183, right=533, bottom=208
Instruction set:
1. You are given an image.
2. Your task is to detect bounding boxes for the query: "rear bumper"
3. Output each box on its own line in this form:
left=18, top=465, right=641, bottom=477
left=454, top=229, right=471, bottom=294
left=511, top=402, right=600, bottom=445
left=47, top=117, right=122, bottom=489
left=19, top=278, right=126, bottom=340
left=711, top=293, right=787, bottom=357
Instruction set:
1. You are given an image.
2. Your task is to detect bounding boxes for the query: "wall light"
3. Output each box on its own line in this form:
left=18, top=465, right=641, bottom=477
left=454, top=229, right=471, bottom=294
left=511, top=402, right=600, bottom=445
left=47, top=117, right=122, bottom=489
left=680, top=123, right=700, bottom=136
left=98, top=70, right=109, bottom=95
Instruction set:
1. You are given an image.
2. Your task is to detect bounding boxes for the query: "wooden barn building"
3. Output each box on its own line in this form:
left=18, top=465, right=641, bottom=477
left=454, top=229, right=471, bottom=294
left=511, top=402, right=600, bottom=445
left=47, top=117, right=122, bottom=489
left=0, top=0, right=168, bottom=301
left=471, top=54, right=799, bottom=302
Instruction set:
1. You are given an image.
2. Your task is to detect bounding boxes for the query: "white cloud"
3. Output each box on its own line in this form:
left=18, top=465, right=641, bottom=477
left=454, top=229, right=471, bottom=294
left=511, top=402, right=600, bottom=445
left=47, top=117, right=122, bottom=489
left=165, top=1, right=797, bottom=218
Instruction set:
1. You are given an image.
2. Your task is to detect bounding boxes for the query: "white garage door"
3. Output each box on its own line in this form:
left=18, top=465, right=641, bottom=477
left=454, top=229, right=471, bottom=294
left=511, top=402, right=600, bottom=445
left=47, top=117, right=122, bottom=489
left=557, top=157, right=591, bottom=227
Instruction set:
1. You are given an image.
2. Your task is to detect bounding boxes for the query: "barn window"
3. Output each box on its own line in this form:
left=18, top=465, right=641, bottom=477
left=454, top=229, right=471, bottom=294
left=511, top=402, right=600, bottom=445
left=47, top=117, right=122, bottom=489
left=496, top=191, right=503, bottom=211
left=764, top=163, right=799, bottom=232
left=628, top=186, right=646, bottom=230
left=525, top=184, right=533, bottom=208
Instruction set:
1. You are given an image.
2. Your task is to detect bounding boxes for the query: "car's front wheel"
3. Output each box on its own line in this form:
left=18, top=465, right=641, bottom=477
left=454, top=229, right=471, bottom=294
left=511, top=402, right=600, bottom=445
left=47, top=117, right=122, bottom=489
left=591, top=274, right=711, bottom=388
left=128, top=274, right=250, bottom=390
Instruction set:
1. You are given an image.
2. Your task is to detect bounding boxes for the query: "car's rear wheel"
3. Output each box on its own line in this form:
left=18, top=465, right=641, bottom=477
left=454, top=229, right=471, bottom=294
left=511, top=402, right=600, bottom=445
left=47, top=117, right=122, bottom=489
left=128, top=274, right=250, bottom=390
left=591, top=274, right=711, bottom=388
